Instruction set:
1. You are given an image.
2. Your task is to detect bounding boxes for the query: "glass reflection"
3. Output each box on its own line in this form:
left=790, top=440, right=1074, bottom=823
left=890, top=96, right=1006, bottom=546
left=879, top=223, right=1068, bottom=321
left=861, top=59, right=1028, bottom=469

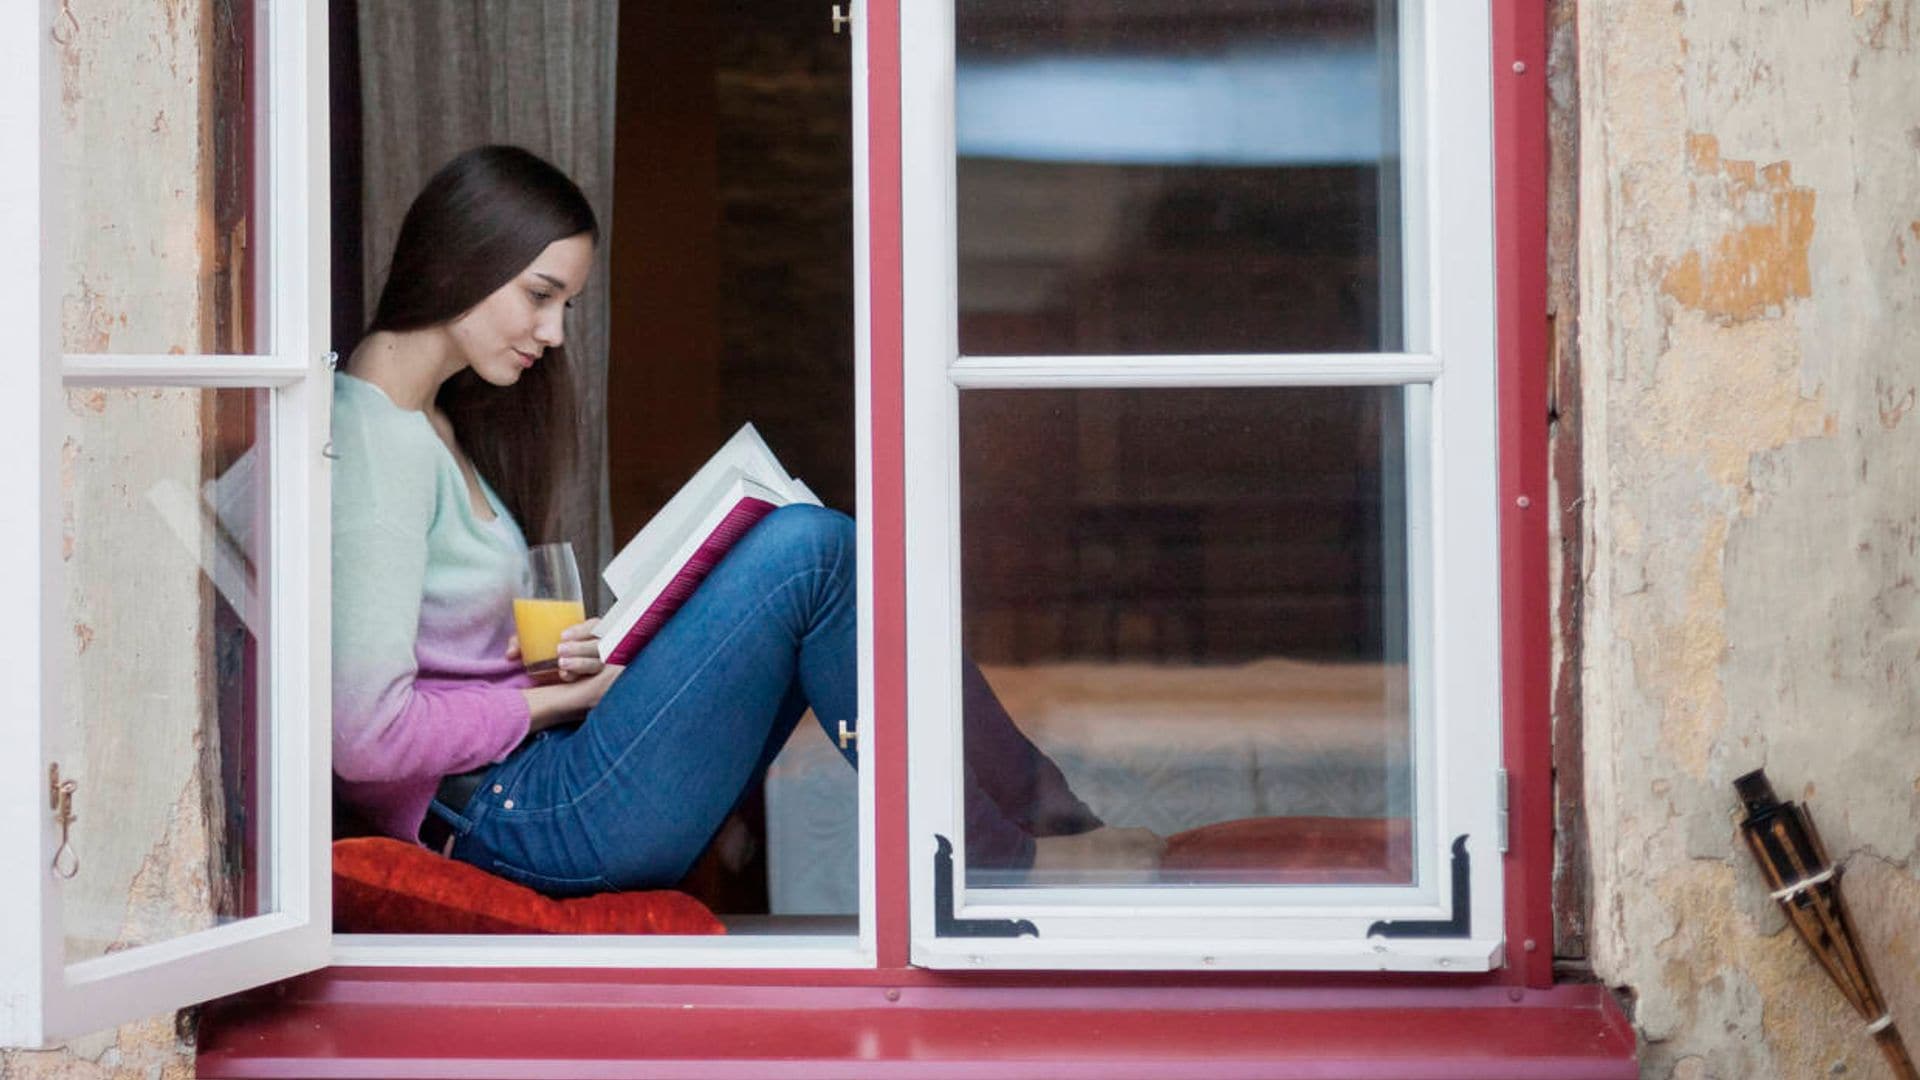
left=960, top=387, right=1413, bottom=888
left=61, top=388, right=270, bottom=962
left=957, top=0, right=1404, bottom=356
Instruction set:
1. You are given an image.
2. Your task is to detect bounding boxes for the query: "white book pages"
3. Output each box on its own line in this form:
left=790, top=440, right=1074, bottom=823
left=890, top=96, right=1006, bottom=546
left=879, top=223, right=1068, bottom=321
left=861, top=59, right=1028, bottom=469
left=595, top=426, right=823, bottom=664
left=601, top=422, right=794, bottom=597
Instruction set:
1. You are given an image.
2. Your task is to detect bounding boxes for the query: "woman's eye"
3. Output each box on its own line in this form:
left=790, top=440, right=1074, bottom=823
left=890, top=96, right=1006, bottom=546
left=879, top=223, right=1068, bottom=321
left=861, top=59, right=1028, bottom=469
left=529, top=290, right=552, bottom=303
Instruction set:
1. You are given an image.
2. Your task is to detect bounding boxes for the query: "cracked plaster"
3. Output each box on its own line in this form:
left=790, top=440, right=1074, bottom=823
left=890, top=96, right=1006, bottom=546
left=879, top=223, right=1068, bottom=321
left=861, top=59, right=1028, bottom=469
left=1579, top=0, right=1920, bottom=1076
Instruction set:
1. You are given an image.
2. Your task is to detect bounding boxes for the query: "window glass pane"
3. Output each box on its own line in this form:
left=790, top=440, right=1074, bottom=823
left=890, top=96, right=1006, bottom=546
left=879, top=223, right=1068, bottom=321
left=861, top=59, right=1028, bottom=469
left=58, top=1, right=266, bottom=355
left=60, top=387, right=270, bottom=962
left=960, top=387, right=1412, bottom=888
left=955, top=1, right=1404, bottom=356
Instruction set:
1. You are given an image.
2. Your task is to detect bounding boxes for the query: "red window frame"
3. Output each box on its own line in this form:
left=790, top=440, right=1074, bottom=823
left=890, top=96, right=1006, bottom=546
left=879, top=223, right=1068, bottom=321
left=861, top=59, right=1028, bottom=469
left=194, top=2, right=1632, bottom=1073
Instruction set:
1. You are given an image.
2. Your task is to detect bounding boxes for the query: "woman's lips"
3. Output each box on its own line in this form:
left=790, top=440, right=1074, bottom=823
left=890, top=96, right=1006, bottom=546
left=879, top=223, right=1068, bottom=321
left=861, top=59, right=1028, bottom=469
left=514, top=349, right=538, bottom=368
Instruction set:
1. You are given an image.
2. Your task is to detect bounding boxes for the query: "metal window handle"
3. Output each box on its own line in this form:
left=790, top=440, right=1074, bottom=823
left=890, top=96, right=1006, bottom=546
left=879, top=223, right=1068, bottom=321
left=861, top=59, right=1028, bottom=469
left=49, top=764, right=78, bottom=879
left=322, top=351, right=341, bottom=459
left=831, top=3, right=851, bottom=34
left=837, top=719, right=857, bottom=750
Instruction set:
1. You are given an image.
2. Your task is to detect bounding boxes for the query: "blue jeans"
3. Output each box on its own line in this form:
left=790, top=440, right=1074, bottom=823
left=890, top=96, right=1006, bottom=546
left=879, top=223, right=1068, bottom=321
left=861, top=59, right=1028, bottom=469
left=436, top=504, right=1098, bottom=897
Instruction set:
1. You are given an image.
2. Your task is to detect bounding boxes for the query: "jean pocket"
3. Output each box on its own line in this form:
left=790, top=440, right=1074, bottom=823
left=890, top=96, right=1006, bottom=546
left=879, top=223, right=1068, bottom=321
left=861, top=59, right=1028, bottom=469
left=487, top=858, right=615, bottom=898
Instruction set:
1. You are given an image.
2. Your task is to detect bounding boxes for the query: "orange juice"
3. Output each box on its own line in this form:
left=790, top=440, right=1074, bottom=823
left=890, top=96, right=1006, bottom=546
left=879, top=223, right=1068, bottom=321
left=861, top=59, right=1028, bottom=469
left=513, top=597, right=587, bottom=673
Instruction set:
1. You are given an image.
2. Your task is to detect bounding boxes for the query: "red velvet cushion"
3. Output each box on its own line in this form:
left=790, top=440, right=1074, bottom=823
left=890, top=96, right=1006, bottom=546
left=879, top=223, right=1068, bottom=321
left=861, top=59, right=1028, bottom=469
left=332, top=837, right=725, bottom=935
left=1161, top=816, right=1413, bottom=885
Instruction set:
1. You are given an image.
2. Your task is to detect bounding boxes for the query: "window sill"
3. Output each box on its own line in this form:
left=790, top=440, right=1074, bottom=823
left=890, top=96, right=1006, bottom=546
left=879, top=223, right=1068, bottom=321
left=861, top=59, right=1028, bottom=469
left=197, top=969, right=1637, bottom=1079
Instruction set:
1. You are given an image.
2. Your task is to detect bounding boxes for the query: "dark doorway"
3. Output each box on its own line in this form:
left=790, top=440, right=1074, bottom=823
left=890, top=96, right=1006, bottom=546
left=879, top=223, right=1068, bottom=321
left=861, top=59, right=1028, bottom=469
left=606, top=2, right=858, bottom=916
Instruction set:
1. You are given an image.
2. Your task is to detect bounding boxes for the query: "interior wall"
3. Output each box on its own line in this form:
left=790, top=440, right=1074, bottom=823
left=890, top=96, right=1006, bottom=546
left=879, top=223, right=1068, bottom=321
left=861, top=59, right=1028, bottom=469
left=607, top=0, right=723, bottom=538
left=607, top=2, right=857, bottom=913
left=607, top=1, right=856, bottom=537
left=1577, top=3, right=1920, bottom=1075
left=712, top=7, right=857, bottom=516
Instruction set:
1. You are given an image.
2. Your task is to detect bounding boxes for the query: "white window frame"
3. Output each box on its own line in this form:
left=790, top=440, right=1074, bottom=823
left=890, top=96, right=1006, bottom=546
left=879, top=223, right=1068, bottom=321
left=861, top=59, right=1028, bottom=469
left=329, top=2, right=884, bottom=973
left=903, top=0, right=1505, bottom=971
left=1, top=0, right=333, bottom=1046
left=8, top=2, right=894, bottom=1022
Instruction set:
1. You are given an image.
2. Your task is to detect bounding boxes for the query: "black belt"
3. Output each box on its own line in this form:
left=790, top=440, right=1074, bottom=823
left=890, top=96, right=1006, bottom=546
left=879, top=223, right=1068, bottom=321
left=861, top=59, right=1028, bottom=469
left=418, top=767, right=490, bottom=855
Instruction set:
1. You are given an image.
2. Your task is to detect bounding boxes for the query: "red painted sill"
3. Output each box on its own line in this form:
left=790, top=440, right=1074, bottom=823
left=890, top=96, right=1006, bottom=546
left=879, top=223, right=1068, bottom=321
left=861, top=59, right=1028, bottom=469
left=197, top=970, right=1637, bottom=1079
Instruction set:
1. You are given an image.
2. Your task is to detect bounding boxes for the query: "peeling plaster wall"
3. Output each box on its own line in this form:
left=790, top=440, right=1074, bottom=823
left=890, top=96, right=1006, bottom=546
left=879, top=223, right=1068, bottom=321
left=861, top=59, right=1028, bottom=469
left=1578, top=2, right=1920, bottom=1076
left=5, top=1, right=221, bottom=1076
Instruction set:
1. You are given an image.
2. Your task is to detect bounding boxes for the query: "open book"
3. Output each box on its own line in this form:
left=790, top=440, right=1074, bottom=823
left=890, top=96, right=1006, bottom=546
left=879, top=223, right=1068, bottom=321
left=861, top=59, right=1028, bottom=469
left=596, top=423, right=820, bottom=665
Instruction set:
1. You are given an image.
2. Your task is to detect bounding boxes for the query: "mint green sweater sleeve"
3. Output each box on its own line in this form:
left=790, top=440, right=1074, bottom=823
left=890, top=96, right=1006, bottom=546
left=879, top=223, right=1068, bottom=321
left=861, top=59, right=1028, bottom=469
left=330, top=374, right=532, bottom=835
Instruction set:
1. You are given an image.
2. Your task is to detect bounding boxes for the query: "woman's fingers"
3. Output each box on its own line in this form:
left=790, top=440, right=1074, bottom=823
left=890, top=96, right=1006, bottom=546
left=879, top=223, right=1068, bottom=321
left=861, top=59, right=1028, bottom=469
left=553, top=623, right=605, bottom=681
left=504, top=635, right=521, bottom=661
left=553, top=621, right=601, bottom=676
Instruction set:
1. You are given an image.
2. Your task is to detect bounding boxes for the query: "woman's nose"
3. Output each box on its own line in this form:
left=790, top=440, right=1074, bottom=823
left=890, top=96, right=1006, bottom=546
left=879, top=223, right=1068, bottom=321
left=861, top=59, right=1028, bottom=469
left=534, top=308, right=565, bottom=348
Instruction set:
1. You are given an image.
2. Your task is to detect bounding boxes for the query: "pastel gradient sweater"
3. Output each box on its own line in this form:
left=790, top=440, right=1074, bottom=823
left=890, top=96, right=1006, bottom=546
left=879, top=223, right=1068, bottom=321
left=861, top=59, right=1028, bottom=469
left=331, top=372, right=535, bottom=843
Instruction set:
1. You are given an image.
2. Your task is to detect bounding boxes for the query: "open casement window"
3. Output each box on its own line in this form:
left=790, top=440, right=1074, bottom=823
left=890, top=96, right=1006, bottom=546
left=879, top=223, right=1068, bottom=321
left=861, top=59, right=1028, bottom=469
left=0, top=2, right=332, bottom=1045
left=903, top=0, right=1505, bottom=970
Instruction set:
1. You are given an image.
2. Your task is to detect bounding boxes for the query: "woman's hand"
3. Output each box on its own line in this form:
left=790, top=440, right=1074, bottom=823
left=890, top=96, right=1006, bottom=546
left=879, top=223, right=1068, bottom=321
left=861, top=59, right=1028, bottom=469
left=553, top=619, right=607, bottom=682
left=505, top=619, right=606, bottom=681
left=522, top=662, right=624, bottom=732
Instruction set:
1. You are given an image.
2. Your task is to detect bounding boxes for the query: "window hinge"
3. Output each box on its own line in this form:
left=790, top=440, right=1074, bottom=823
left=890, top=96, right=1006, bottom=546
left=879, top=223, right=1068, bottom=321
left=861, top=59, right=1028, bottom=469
left=322, top=351, right=342, bottom=460
left=1496, top=768, right=1510, bottom=853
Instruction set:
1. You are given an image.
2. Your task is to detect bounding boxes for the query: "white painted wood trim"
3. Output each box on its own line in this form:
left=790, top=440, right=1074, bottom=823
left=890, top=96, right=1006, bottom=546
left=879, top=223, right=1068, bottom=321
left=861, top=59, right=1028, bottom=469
left=59, top=353, right=312, bottom=386
left=959, top=884, right=1435, bottom=914
left=0, top=0, right=57, bottom=1048
left=331, top=936, right=873, bottom=969
left=905, top=0, right=1505, bottom=968
left=1425, top=0, right=1505, bottom=949
left=31, top=1, right=334, bottom=1044
left=1397, top=0, right=1432, bottom=354
left=900, top=0, right=960, bottom=962
left=850, top=0, right=878, bottom=961
left=1403, top=384, right=1442, bottom=904
left=914, top=935, right=1501, bottom=973
left=948, top=353, right=1441, bottom=388
left=290, top=0, right=337, bottom=979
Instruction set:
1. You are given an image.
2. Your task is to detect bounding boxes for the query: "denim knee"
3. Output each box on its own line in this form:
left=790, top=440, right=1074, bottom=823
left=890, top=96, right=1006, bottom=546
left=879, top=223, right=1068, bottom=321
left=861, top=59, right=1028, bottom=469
left=749, top=503, right=854, bottom=575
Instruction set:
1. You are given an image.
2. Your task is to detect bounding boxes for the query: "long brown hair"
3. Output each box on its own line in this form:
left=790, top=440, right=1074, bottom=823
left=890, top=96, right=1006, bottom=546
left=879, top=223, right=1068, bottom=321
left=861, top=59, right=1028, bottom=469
left=362, top=145, right=598, bottom=542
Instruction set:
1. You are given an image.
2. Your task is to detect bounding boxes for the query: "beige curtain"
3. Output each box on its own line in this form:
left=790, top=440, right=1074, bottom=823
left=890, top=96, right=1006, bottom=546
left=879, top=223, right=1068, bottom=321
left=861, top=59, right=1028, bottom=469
left=358, top=1, right=619, bottom=599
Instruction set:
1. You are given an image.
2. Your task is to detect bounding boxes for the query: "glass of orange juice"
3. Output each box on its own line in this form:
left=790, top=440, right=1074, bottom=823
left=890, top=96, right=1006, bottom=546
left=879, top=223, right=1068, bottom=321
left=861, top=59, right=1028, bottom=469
left=515, top=542, right=586, bottom=679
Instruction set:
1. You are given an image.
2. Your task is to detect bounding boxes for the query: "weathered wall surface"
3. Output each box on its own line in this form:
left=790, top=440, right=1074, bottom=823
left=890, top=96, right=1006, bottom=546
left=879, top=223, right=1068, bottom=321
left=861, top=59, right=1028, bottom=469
left=1578, top=1, right=1920, bottom=1076
left=6, top=1, right=220, bottom=1076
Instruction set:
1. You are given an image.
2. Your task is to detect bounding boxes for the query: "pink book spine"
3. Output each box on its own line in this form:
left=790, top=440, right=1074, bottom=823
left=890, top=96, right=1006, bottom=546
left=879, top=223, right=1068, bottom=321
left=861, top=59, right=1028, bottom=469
left=605, top=497, right=779, bottom=666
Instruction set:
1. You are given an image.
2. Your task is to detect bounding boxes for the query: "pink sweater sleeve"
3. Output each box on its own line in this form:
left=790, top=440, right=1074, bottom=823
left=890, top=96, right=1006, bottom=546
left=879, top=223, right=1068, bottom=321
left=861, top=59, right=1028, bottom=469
left=331, top=511, right=532, bottom=785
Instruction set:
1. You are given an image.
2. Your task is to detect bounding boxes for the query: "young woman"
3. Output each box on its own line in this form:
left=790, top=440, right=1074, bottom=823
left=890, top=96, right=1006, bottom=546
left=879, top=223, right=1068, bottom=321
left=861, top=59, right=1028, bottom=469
left=331, top=145, right=1161, bottom=898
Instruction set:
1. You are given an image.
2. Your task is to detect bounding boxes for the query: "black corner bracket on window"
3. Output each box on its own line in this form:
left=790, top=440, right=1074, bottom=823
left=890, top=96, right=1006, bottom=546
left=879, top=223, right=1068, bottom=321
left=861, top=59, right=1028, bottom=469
left=933, top=834, right=1038, bottom=938
left=1367, top=834, right=1472, bottom=939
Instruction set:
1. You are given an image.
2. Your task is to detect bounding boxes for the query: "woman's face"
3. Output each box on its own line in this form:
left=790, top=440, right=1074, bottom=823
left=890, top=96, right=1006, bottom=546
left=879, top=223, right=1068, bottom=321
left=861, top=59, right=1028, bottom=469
left=448, top=233, right=595, bottom=386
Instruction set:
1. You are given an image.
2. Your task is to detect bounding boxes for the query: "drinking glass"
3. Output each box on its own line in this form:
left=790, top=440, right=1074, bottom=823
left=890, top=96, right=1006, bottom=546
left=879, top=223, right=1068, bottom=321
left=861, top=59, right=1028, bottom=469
left=514, top=542, right=586, bottom=678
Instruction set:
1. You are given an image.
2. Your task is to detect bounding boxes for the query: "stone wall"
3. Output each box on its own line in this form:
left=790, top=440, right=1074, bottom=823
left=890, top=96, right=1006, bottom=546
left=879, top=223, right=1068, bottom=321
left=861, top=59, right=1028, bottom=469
left=1576, top=2, right=1920, bottom=1076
